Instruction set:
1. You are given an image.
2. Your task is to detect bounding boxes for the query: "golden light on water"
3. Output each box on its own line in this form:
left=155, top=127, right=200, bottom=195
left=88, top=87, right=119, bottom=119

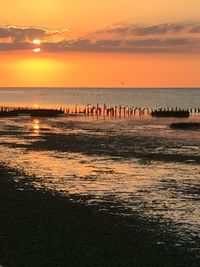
left=33, top=119, right=40, bottom=134
left=33, top=104, right=39, bottom=109
left=34, top=124, right=39, bottom=130
left=33, top=119, right=40, bottom=124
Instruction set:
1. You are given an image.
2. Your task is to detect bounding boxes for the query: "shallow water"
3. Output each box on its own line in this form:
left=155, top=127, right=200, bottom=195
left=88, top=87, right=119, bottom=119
left=0, top=115, right=200, bottom=251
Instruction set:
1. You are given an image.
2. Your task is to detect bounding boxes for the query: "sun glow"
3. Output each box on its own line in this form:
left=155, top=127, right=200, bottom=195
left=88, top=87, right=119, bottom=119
left=33, top=104, right=39, bottom=109
left=33, top=39, right=41, bottom=53
left=33, top=39, right=41, bottom=45
left=16, top=57, right=61, bottom=72
left=33, top=48, right=41, bottom=53
left=7, top=52, right=70, bottom=86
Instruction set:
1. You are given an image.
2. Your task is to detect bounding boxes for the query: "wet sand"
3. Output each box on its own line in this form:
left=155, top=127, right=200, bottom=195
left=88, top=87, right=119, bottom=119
left=2, top=131, right=200, bottom=164
left=170, top=122, right=200, bottom=130
left=0, top=164, right=199, bottom=267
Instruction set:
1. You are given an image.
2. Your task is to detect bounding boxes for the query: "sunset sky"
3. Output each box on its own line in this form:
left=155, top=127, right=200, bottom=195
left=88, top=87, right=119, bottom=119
left=1, top=0, right=200, bottom=87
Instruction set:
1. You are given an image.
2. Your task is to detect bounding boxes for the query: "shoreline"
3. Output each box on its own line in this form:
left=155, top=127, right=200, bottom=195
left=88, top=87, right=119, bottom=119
left=0, top=164, right=199, bottom=267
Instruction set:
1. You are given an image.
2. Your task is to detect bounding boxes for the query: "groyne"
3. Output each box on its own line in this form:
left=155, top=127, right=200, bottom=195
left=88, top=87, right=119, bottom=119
left=0, top=105, right=200, bottom=118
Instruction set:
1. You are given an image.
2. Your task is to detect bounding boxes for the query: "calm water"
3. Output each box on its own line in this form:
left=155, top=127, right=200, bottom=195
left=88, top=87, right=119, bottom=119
left=0, top=88, right=200, bottom=253
left=0, top=87, right=200, bottom=108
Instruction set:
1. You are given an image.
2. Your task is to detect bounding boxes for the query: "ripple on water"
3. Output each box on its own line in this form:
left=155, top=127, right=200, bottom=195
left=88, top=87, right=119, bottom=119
left=0, top=116, right=199, bottom=248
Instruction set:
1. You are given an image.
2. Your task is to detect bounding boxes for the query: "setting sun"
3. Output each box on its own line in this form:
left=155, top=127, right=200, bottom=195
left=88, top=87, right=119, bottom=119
left=0, top=1, right=200, bottom=266
left=33, top=48, right=41, bottom=53
left=33, top=39, right=41, bottom=45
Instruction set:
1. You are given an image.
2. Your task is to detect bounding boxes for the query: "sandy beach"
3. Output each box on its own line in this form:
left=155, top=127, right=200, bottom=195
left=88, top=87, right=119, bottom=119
left=0, top=113, right=199, bottom=267
left=0, top=163, right=199, bottom=267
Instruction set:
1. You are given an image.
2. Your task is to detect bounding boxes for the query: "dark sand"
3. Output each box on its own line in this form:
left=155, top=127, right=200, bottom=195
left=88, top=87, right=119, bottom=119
left=170, top=122, right=200, bottom=130
left=0, top=164, right=199, bottom=267
left=2, top=131, right=200, bottom=164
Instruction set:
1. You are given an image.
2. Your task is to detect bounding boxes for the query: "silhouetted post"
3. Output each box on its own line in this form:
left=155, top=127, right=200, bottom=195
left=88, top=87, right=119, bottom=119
left=114, top=106, right=117, bottom=117
left=103, top=104, right=106, bottom=117
left=119, top=105, right=122, bottom=118
left=123, top=107, right=126, bottom=117
left=139, top=108, right=141, bottom=117
left=96, top=103, right=99, bottom=115
left=87, top=106, right=90, bottom=116
left=74, top=105, right=77, bottom=115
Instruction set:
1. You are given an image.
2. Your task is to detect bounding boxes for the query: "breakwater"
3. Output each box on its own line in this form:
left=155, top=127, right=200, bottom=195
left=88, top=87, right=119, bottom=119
left=0, top=105, right=200, bottom=117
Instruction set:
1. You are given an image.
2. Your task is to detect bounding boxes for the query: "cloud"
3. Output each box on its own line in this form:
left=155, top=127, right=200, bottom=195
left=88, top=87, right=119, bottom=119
left=188, top=24, right=200, bottom=33
left=0, top=26, right=68, bottom=43
left=96, top=23, right=200, bottom=36
left=42, top=37, right=198, bottom=53
left=0, top=42, right=31, bottom=51
left=0, top=23, right=200, bottom=53
left=125, top=38, right=190, bottom=47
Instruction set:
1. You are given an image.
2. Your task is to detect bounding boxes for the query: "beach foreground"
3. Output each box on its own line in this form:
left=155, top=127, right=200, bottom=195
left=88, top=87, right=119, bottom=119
left=0, top=164, right=199, bottom=267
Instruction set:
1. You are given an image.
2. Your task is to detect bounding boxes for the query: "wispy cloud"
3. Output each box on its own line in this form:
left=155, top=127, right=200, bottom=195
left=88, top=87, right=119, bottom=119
left=42, top=38, right=199, bottom=53
left=0, top=26, right=68, bottom=43
left=0, top=23, right=200, bottom=53
left=95, top=23, right=200, bottom=36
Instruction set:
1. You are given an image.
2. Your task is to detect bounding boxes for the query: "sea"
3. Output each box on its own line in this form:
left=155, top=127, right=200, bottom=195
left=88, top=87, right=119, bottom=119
left=0, top=87, right=200, bottom=254
left=0, top=87, right=200, bottom=109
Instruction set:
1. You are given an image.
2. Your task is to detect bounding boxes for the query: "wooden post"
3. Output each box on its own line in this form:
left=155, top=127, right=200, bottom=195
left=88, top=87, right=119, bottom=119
left=119, top=105, right=122, bottom=118
left=123, top=107, right=126, bottom=117
left=103, top=104, right=106, bottom=117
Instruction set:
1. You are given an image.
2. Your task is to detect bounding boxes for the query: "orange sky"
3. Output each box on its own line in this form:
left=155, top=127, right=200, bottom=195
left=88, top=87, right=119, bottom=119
left=0, top=0, right=200, bottom=87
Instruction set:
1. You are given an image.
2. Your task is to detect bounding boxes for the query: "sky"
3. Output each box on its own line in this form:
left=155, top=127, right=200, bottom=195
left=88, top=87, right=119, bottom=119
left=0, top=0, right=200, bottom=87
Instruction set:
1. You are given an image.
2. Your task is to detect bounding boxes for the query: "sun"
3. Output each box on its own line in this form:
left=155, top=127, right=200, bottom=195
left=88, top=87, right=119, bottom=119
left=33, top=39, right=41, bottom=53
left=33, top=48, right=41, bottom=53
left=33, top=39, right=41, bottom=45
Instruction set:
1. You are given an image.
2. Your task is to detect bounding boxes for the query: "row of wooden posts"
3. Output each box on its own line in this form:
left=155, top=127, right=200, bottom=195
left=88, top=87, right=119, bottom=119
left=1, top=105, right=200, bottom=117
left=61, top=105, right=152, bottom=117
left=61, top=105, right=200, bottom=117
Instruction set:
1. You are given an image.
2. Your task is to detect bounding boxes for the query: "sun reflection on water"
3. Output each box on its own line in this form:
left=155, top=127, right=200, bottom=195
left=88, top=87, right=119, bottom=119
left=33, top=119, right=40, bottom=134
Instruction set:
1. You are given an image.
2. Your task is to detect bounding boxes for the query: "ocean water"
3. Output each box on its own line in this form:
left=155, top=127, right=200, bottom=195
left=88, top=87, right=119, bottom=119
left=0, top=88, right=200, bottom=255
left=0, top=87, right=200, bottom=109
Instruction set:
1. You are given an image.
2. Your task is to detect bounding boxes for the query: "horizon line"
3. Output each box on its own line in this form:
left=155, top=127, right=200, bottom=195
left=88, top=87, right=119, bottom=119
left=0, top=86, right=200, bottom=89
